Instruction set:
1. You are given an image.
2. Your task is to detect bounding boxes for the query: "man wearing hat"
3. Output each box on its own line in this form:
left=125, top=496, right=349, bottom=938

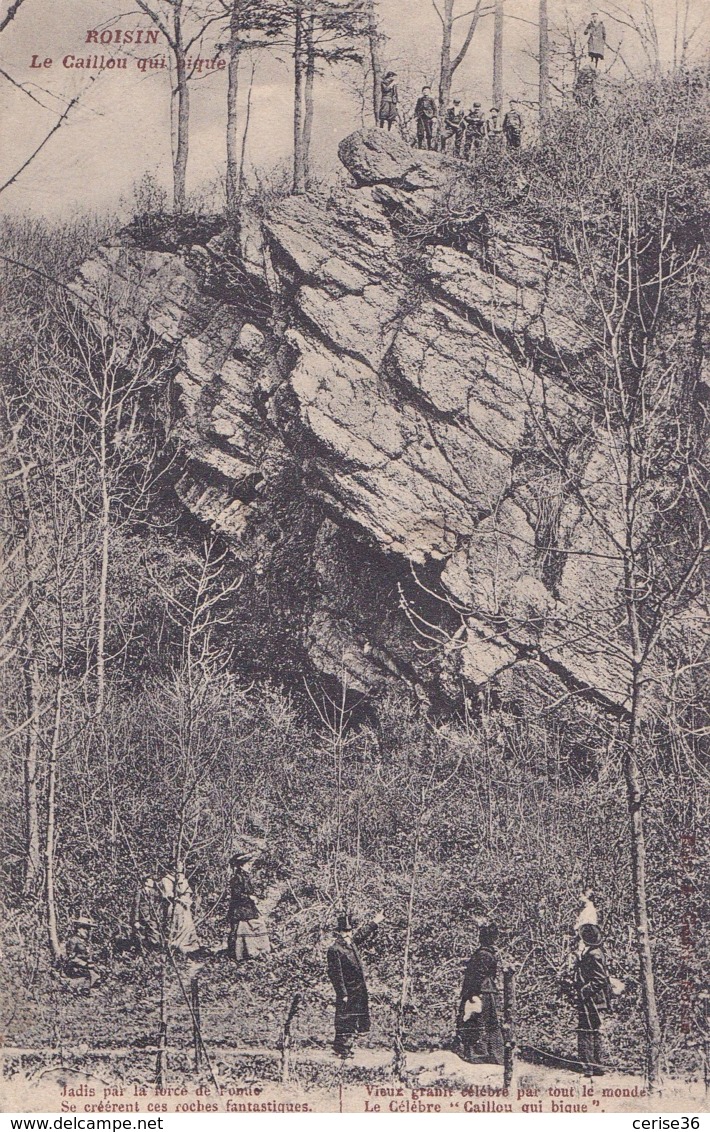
left=441, top=98, right=466, bottom=155
left=414, top=85, right=438, bottom=150
left=379, top=71, right=399, bottom=131
left=502, top=100, right=523, bottom=151
left=584, top=12, right=606, bottom=67
left=326, top=910, right=384, bottom=1058
left=573, top=922, right=610, bottom=1075
left=486, top=106, right=503, bottom=152
left=63, top=914, right=101, bottom=990
left=463, top=101, right=486, bottom=160
left=457, top=923, right=504, bottom=1064
left=226, top=852, right=271, bottom=961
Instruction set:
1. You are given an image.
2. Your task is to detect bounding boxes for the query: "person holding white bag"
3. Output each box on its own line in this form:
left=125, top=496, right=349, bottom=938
left=456, top=923, right=504, bottom=1064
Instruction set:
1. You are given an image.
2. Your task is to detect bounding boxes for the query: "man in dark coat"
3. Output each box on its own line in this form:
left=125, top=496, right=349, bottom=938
left=379, top=72, right=398, bottom=130
left=327, top=910, right=383, bottom=1058
left=502, top=100, right=523, bottom=150
left=574, top=922, right=610, bottom=1075
left=463, top=102, right=486, bottom=160
left=226, top=852, right=260, bottom=960
left=457, top=923, right=504, bottom=1064
left=441, top=99, right=465, bottom=155
left=414, top=85, right=437, bottom=150
left=584, top=12, right=606, bottom=67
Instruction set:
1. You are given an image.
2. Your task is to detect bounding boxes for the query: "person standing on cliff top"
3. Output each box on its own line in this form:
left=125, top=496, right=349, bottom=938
left=502, top=100, right=523, bottom=151
left=379, top=72, right=399, bottom=131
left=441, top=99, right=466, bottom=155
left=584, top=12, right=606, bottom=67
left=463, top=102, right=486, bottom=160
left=414, top=85, right=438, bottom=150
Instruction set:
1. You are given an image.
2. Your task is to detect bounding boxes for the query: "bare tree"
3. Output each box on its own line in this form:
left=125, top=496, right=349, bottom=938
left=291, top=0, right=368, bottom=194
left=365, top=0, right=384, bottom=123
left=434, top=0, right=488, bottom=111
left=134, top=0, right=224, bottom=211
left=539, top=0, right=550, bottom=127
left=492, top=0, right=503, bottom=107
left=220, top=0, right=285, bottom=214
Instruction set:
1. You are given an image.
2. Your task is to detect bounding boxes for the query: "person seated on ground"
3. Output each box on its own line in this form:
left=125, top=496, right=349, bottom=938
left=502, top=100, right=523, bottom=150
left=414, top=85, right=438, bottom=150
left=441, top=98, right=466, bottom=155
left=463, top=101, right=486, bottom=160
left=131, top=875, right=164, bottom=952
left=379, top=71, right=398, bottom=131
left=226, top=851, right=272, bottom=962
left=62, top=914, right=101, bottom=991
left=456, top=923, right=504, bottom=1065
left=327, top=909, right=384, bottom=1060
left=159, top=859, right=206, bottom=958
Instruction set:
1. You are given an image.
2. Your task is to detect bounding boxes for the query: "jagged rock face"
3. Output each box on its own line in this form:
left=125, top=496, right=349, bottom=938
left=72, top=129, right=636, bottom=707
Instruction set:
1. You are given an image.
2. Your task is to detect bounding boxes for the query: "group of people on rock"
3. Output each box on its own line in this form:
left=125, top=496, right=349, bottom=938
left=377, top=10, right=607, bottom=154
left=380, top=74, right=523, bottom=157
left=58, top=865, right=619, bottom=1080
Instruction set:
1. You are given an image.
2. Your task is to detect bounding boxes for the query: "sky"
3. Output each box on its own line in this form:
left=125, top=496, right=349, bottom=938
left=0, top=0, right=706, bottom=219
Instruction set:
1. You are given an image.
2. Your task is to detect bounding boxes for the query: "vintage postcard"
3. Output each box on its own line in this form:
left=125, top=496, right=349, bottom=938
left=0, top=0, right=708, bottom=1117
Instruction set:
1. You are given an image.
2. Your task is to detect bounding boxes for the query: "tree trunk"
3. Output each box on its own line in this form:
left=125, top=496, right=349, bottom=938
left=292, top=0, right=307, bottom=194
left=173, top=8, right=189, bottom=213
left=45, top=680, right=63, bottom=962
left=625, top=673, right=663, bottom=1088
left=237, top=58, right=256, bottom=199
left=225, top=0, right=242, bottom=215
left=22, top=651, right=42, bottom=893
left=438, top=0, right=454, bottom=111
left=18, top=466, right=41, bottom=893
left=96, top=405, right=109, bottom=715
left=366, top=0, right=383, bottom=123
left=539, top=0, right=550, bottom=131
left=493, top=0, right=504, bottom=109
left=302, top=12, right=316, bottom=188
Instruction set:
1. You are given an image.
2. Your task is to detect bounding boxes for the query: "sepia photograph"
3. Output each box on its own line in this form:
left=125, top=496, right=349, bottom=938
left=0, top=0, right=708, bottom=1117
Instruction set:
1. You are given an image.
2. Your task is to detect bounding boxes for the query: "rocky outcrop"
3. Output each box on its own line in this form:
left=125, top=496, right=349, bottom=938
left=72, top=129, right=637, bottom=710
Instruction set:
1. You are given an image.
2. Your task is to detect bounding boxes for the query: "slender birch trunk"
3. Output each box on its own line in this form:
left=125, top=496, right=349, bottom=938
left=293, top=0, right=307, bottom=194
left=226, top=0, right=242, bottom=215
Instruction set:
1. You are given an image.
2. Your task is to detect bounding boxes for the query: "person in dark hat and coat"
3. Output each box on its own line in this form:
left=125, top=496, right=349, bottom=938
left=379, top=72, right=399, bottom=130
left=327, top=910, right=384, bottom=1058
left=502, top=100, right=523, bottom=150
left=226, top=852, right=271, bottom=961
left=463, top=101, right=486, bottom=159
left=63, top=914, right=101, bottom=990
left=574, top=922, right=610, bottom=1075
left=441, top=98, right=465, bottom=155
left=584, top=12, right=606, bottom=67
left=414, top=85, right=438, bottom=150
left=457, top=923, right=504, bottom=1064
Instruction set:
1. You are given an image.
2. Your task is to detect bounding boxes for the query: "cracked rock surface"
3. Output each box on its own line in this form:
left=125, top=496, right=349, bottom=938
left=72, top=129, right=637, bottom=708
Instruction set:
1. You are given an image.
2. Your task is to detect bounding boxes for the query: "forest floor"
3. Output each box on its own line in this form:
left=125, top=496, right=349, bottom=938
left=2, top=952, right=707, bottom=1113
